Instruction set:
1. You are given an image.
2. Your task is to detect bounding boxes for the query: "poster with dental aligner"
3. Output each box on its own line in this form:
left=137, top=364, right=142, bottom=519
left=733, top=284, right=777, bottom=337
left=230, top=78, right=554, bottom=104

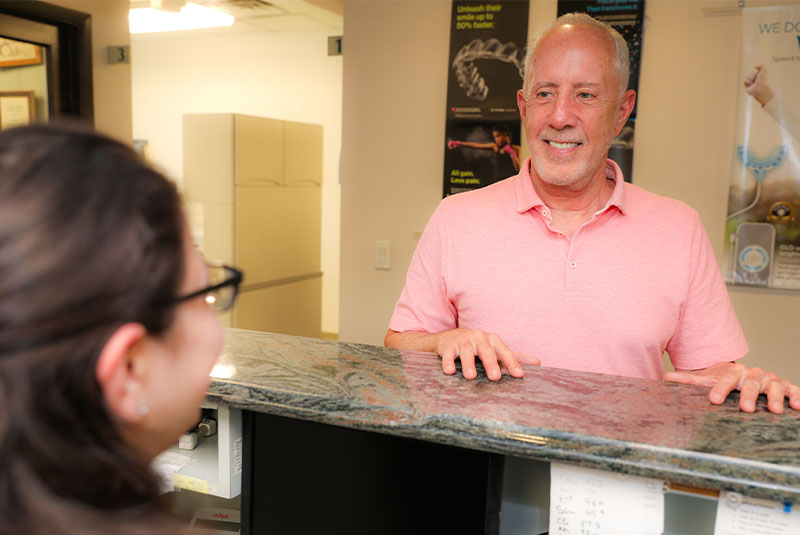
left=443, top=1, right=529, bottom=197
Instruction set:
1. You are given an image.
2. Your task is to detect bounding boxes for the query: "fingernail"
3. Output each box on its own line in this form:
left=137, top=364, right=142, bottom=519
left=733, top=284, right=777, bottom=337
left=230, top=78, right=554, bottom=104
left=513, top=367, right=523, bottom=376
left=710, top=393, right=723, bottom=403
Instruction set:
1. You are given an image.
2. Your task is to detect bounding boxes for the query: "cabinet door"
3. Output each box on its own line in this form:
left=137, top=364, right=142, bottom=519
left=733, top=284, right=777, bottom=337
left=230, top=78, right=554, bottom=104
left=284, top=121, right=322, bottom=186
left=183, top=114, right=234, bottom=204
left=234, top=115, right=284, bottom=186
left=233, top=276, right=321, bottom=338
left=235, top=186, right=321, bottom=283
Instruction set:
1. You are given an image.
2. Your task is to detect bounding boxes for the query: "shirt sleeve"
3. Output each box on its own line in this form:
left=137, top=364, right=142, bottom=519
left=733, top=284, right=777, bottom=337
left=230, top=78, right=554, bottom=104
left=388, top=202, right=458, bottom=334
left=666, top=214, right=749, bottom=369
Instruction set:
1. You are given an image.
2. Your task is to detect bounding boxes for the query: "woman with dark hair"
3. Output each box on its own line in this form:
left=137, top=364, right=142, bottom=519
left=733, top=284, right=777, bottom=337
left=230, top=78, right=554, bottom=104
left=0, top=124, right=242, bottom=534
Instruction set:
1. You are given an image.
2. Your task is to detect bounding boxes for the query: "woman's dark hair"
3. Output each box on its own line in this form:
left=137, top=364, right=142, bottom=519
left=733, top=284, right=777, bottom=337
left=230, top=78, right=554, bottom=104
left=0, top=124, right=191, bottom=534
left=491, top=123, right=511, bottom=136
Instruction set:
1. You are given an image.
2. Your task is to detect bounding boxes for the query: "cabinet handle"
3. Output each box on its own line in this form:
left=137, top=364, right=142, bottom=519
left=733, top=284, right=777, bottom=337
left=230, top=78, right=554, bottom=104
left=243, top=178, right=282, bottom=186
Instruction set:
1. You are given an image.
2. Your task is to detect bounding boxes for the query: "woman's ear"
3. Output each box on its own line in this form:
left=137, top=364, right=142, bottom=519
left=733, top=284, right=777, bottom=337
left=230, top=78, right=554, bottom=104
left=95, top=323, right=148, bottom=423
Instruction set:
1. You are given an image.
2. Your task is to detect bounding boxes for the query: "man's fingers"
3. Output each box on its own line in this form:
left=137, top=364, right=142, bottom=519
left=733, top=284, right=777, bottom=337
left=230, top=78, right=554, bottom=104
left=666, top=363, right=800, bottom=413
left=787, top=384, right=800, bottom=410
left=489, top=335, right=524, bottom=377
left=459, top=343, right=478, bottom=380
left=765, top=379, right=786, bottom=415
left=440, top=345, right=457, bottom=375
left=437, top=329, right=525, bottom=381
left=708, top=371, right=742, bottom=405
left=475, top=339, right=502, bottom=381
left=737, top=377, right=761, bottom=413
left=515, top=352, right=541, bottom=366
left=494, top=344, right=523, bottom=378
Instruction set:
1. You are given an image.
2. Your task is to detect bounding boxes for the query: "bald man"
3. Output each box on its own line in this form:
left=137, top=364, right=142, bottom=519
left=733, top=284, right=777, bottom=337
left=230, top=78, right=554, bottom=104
left=386, top=13, right=800, bottom=415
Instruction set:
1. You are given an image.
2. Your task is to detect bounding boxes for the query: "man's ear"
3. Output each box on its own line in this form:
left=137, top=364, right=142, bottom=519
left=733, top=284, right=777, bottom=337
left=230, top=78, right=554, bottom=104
left=614, top=89, right=636, bottom=135
left=95, top=322, right=148, bottom=423
left=517, top=89, right=528, bottom=120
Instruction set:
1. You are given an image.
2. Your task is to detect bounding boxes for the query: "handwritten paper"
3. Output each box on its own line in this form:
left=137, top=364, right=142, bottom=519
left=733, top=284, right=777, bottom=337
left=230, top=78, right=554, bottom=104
left=715, top=491, right=800, bottom=535
left=550, top=463, right=664, bottom=535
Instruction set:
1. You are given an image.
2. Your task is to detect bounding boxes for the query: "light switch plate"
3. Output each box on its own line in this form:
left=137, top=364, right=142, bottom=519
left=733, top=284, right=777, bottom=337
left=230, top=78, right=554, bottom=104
left=375, top=240, right=390, bottom=270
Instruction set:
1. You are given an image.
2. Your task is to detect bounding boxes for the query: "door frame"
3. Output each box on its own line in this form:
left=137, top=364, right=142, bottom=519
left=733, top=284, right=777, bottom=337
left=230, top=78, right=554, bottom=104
left=0, top=0, right=93, bottom=122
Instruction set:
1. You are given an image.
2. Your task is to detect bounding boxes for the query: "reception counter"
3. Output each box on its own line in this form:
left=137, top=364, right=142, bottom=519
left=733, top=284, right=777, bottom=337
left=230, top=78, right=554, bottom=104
left=205, top=328, right=800, bottom=533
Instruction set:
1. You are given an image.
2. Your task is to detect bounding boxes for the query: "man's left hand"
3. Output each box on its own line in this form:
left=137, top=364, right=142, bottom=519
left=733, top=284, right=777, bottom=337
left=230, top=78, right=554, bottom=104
left=665, top=363, right=800, bottom=414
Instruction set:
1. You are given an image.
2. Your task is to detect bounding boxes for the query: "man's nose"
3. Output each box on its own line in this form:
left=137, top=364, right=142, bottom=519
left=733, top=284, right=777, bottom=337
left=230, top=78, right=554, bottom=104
left=548, top=94, right=577, bottom=130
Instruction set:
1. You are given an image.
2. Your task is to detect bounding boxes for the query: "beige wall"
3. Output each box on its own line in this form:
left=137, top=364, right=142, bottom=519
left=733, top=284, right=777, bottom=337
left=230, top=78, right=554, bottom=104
left=48, top=0, right=132, bottom=143
left=340, top=0, right=450, bottom=345
left=131, top=26, right=342, bottom=335
left=340, top=0, right=800, bottom=383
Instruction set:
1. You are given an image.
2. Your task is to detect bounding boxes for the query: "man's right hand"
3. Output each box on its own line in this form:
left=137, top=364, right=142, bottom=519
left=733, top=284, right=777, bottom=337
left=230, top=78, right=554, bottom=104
left=385, top=328, right=540, bottom=381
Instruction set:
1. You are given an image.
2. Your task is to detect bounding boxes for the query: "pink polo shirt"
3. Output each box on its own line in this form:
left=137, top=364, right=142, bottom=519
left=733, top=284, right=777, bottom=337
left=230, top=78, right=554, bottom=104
left=389, top=159, right=748, bottom=380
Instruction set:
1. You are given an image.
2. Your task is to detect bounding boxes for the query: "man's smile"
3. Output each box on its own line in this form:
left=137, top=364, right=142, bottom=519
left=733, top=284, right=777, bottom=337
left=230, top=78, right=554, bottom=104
left=546, top=140, right=580, bottom=149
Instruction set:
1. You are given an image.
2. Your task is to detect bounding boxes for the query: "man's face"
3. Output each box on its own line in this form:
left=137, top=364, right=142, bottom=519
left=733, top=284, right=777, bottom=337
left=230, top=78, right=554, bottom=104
left=493, top=130, right=510, bottom=148
left=516, top=25, right=634, bottom=189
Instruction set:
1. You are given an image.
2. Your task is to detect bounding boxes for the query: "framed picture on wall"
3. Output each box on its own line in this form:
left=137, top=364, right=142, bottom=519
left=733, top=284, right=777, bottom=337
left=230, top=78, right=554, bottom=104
left=0, top=38, right=42, bottom=68
left=0, top=91, right=34, bottom=129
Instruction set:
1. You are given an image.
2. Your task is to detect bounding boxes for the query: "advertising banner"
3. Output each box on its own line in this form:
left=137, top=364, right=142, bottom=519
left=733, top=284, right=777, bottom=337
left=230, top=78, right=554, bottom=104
left=557, top=0, right=645, bottom=182
left=724, top=6, right=800, bottom=290
left=443, top=0, right=529, bottom=196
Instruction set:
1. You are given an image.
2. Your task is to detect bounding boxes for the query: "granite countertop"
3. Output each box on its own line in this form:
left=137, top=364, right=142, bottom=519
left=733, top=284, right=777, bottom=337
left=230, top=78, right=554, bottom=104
left=208, top=328, right=800, bottom=503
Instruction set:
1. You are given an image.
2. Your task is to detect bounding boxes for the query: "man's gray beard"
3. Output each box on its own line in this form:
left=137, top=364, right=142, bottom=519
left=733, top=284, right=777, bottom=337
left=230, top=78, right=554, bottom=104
left=530, top=137, right=613, bottom=187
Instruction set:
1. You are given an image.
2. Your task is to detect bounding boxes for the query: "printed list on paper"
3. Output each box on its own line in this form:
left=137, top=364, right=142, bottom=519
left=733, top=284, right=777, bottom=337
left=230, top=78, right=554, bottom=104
left=549, top=463, right=664, bottom=535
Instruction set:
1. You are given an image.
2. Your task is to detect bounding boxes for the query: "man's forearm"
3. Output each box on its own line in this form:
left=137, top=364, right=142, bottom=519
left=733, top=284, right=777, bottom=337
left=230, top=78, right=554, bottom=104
left=384, top=329, right=441, bottom=352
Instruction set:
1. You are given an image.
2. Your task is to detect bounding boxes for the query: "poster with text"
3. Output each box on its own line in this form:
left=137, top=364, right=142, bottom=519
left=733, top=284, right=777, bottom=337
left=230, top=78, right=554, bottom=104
left=557, top=0, right=645, bottom=183
left=443, top=0, right=528, bottom=196
left=723, top=6, right=800, bottom=290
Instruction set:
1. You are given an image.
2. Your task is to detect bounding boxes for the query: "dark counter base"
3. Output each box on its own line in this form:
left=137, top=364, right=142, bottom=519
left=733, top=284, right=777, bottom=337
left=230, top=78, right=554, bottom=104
left=242, top=411, right=505, bottom=535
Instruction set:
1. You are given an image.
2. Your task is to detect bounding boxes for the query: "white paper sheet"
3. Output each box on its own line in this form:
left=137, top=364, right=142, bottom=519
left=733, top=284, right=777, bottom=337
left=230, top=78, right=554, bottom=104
left=152, top=451, right=197, bottom=493
left=549, top=463, right=664, bottom=535
left=715, top=491, right=800, bottom=535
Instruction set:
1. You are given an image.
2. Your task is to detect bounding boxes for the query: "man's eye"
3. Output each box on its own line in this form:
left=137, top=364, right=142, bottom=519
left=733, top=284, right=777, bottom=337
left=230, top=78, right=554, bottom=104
left=536, top=91, right=552, bottom=98
left=578, top=92, right=594, bottom=99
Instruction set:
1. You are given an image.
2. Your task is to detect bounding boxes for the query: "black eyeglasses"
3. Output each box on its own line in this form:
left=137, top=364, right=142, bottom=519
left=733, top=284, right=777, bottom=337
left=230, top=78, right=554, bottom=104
left=172, top=263, right=243, bottom=312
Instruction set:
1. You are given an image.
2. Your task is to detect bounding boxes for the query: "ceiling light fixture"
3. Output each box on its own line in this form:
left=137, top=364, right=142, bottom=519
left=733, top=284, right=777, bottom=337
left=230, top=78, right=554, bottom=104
left=129, top=2, right=235, bottom=34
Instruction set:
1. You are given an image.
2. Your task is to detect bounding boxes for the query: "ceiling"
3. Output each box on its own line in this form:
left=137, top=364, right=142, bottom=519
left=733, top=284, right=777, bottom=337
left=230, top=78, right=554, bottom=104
left=130, top=0, right=343, bottom=33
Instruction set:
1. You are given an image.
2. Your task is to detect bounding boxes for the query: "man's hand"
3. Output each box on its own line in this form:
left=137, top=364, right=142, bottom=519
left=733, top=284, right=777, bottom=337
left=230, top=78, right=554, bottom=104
left=384, top=328, right=540, bottom=381
left=436, top=328, right=539, bottom=381
left=665, top=362, right=800, bottom=414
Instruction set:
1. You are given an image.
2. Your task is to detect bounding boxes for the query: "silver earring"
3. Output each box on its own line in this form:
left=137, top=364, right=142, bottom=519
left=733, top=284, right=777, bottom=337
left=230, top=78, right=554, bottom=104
left=137, top=402, right=150, bottom=416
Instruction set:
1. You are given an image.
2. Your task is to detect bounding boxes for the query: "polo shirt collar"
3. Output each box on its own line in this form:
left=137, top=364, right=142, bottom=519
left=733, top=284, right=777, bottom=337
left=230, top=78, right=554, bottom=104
left=515, top=157, right=628, bottom=215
